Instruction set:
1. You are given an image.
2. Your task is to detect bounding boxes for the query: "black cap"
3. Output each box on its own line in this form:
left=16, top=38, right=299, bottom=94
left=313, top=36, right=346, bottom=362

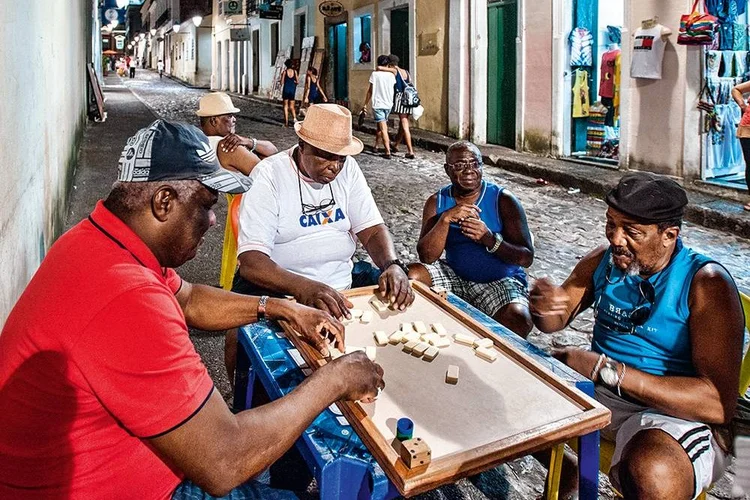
left=605, top=172, right=688, bottom=223
left=117, top=120, right=252, bottom=194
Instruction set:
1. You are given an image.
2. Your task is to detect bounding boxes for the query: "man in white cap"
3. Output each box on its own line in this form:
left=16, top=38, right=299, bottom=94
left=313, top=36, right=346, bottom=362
left=225, top=104, right=415, bottom=380
left=197, top=92, right=278, bottom=176
left=0, top=120, right=384, bottom=499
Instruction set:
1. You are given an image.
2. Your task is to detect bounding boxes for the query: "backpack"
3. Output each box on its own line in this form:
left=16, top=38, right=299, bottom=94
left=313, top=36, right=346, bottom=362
left=396, top=70, right=421, bottom=108
left=401, top=83, right=421, bottom=108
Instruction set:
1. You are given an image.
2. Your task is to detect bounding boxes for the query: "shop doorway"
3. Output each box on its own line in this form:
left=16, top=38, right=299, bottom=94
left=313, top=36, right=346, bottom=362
left=390, top=7, right=410, bottom=71
left=564, top=0, right=624, bottom=166
left=487, top=0, right=517, bottom=147
left=252, top=29, right=260, bottom=93
left=327, top=22, right=348, bottom=103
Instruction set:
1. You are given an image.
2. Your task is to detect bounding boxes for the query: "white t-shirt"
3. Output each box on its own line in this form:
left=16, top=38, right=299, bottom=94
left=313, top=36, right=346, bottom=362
left=237, top=147, right=384, bottom=290
left=630, top=26, right=666, bottom=79
left=369, top=71, right=396, bottom=110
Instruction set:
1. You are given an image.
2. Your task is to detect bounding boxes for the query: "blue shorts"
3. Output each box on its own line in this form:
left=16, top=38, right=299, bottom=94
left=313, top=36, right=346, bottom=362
left=373, top=108, right=390, bottom=123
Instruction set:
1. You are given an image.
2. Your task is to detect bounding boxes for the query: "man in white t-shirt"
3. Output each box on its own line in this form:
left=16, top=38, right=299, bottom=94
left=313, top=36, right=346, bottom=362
left=225, top=104, right=414, bottom=380
left=361, top=55, right=397, bottom=158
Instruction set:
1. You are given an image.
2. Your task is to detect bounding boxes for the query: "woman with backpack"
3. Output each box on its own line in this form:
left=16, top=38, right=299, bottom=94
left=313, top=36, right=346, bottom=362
left=280, top=59, right=299, bottom=127
left=386, top=54, right=416, bottom=159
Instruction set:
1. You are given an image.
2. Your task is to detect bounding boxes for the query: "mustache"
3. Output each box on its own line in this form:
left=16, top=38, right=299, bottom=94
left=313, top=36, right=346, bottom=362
left=611, top=246, right=633, bottom=258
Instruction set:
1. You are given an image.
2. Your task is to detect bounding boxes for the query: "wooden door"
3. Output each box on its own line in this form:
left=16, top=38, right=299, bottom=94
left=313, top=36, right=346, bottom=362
left=487, top=0, right=517, bottom=147
left=390, top=8, right=410, bottom=71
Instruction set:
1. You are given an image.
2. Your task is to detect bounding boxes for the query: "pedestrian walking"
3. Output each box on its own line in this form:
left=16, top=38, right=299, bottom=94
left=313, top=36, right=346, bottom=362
left=361, top=55, right=396, bottom=158
left=280, top=59, right=298, bottom=127
left=303, top=68, right=327, bottom=108
left=129, top=59, right=136, bottom=78
left=730, top=81, right=750, bottom=210
left=157, top=60, right=164, bottom=79
left=386, top=54, right=416, bottom=159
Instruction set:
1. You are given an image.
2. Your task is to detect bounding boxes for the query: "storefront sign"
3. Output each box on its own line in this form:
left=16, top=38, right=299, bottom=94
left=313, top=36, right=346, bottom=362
left=115, top=35, right=125, bottom=50
left=319, top=1, right=345, bottom=17
left=230, top=27, right=252, bottom=41
left=259, top=5, right=283, bottom=20
left=222, top=0, right=243, bottom=16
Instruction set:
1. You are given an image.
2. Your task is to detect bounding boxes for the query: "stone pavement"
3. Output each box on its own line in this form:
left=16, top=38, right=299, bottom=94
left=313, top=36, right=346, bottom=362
left=65, top=69, right=749, bottom=498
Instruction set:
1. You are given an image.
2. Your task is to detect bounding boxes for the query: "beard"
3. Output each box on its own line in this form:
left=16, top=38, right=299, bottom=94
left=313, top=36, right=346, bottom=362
left=610, top=249, right=641, bottom=277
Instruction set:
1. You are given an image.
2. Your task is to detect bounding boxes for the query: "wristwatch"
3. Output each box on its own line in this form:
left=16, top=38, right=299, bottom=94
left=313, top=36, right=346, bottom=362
left=257, top=295, right=269, bottom=320
left=486, top=232, right=504, bottom=253
left=599, top=358, right=619, bottom=387
left=383, top=259, right=409, bottom=276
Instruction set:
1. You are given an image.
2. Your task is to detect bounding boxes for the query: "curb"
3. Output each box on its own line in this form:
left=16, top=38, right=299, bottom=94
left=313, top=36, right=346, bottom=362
left=357, top=122, right=750, bottom=240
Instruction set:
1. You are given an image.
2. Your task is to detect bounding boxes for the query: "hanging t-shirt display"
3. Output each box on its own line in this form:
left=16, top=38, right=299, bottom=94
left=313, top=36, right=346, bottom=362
left=599, top=49, right=621, bottom=98
left=631, top=26, right=667, bottom=79
left=572, top=69, right=590, bottom=118
left=570, top=27, right=594, bottom=66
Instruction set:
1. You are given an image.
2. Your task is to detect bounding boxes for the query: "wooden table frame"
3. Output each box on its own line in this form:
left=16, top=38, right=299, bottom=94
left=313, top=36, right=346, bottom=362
left=286, top=282, right=611, bottom=497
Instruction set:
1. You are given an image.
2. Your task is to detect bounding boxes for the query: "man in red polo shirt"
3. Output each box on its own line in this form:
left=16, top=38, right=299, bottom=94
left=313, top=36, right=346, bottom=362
left=0, top=120, right=384, bottom=499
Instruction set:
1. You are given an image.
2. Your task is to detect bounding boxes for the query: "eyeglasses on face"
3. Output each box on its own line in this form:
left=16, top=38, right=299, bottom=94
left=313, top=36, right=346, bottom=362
left=446, top=160, right=482, bottom=173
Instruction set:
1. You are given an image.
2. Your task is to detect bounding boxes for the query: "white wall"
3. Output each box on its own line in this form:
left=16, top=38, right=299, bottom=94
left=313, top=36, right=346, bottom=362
left=0, top=0, right=93, bottom=326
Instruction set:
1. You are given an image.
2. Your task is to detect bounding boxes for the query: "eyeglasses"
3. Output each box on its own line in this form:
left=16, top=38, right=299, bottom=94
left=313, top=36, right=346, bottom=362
left=446, top=160, right=482, bottom=173
left=296, top=167, right=337, bottom=215
left=594, top=264, right=656, bottom=334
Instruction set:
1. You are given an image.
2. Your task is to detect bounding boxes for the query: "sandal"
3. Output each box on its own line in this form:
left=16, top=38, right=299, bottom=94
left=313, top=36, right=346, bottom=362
left=381, top=153, right=392, bottom=159
left=744, top=204, right=750, bottom=211
left=391, top=145, right=400, bottom=153
left=405, top=153, right=416, bottom=159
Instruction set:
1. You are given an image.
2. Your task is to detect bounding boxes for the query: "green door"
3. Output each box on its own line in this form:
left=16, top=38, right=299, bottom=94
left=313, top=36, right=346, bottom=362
left=327, top=22, right=349, bottom=102
left=390, top=8, right=410, bottom=71
left=487, top=0, right=517, bottom=147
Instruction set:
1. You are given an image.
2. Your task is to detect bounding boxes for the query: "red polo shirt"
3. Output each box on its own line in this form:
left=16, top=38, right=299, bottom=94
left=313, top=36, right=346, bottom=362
left=0, top=201, right=215, bottom=499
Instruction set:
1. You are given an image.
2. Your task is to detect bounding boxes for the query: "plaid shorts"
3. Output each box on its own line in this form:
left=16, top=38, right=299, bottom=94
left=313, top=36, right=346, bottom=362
left=424, top=260, right=529, bottom=317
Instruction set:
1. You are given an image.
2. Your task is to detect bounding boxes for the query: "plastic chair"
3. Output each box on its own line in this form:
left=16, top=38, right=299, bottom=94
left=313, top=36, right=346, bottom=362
left=546, top=291, right=750, bottom=500
left=219, top=193, right=243, bottom=290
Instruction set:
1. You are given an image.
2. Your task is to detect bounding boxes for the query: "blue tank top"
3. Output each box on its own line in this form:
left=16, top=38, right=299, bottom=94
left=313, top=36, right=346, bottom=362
left=435, top=181, right=526, bottom=284
left=283, top=70, right=297, bottom=95
left=591, top=239, right=714, bottom=376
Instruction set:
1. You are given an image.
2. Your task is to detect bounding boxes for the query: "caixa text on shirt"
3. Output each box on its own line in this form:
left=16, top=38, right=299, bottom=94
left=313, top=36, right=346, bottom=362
left=299, top=208, right=347, bottom=227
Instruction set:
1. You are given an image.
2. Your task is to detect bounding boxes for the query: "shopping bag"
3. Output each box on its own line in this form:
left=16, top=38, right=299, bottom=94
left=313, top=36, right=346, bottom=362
left=677, top=0, right=717, bottom=46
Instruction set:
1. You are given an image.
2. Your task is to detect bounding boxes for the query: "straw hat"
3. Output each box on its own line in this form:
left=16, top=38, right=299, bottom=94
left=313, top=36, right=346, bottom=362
left=294, top=104, right=363, bottom=156
left=196, top=92, right=240, bottom=117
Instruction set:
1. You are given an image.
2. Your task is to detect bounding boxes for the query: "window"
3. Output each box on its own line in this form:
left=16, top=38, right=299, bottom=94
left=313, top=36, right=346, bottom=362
left=352, top=13, right=372, bottom=65
left=270, top=22, right=280, bottom=64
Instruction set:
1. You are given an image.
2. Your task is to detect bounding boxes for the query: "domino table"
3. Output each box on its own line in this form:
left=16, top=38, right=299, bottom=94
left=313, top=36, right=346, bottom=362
left=234, top=282, right=611, bottom=499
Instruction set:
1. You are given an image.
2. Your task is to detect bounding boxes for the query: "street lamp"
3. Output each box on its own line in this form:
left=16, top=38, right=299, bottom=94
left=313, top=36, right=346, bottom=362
left=150, top=28, right=156, bottom=36
left=173, top=24, right=180, bottom=33
left=139, top=33, right=146, bottom=40
left=110, top=20, right=118, bottom=29
left=192, top=16, right=203, bottom=27
left=116, top=0, right=128, bottom=8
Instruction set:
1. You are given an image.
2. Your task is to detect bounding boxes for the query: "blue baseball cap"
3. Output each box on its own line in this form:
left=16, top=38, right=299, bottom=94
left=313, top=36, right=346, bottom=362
left=117, top=120, right=252, bottom=194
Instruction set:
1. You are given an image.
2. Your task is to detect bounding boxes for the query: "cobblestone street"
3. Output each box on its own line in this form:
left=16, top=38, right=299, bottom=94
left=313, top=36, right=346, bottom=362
left=121, top=70, right=750, bottom=499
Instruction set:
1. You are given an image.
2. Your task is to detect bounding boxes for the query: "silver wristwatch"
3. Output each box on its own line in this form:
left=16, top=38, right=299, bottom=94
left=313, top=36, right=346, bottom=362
left=599, top=359, right=619, bottom=387
left=486, top=232, right=503, bottom=253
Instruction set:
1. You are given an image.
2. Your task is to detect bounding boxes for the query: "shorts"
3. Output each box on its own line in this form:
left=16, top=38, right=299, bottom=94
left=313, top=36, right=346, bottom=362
left=595, top=385, right=728, bottom=499
left=423, top=260, right=528, bottom=317
left=373, top=108, right=390, bottom=123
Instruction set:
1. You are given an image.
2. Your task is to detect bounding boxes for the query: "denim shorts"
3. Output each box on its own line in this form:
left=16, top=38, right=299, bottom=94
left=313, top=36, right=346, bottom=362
left=373, top=108, right=390, bottom=123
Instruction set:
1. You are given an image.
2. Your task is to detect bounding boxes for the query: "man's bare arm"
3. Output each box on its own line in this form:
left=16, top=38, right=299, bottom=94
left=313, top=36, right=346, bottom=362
left=618, top=264, right=743, bottom=423
left=217, top=145, right=261, bottom=176
left=149, top=354, right=381, bottom=496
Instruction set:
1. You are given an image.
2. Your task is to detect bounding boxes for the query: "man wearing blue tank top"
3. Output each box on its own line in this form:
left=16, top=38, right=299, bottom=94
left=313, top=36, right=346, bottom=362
left=530, top=172, right=744, bottom=499
left=409, top=141, right=535, bottom=337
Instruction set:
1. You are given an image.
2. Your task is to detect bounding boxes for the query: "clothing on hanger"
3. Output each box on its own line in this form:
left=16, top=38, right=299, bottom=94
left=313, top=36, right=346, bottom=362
left=570, top=27, right=593, bottom=67
left=572, top=69, right=590, bottom=118
left=599, top=48, right=621, bottom=98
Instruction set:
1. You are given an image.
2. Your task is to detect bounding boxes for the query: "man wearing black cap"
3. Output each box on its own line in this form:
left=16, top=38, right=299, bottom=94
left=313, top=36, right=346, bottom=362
left=530, top=172, right=744, bottom=499
left=0, top=120, right=384, bottom=499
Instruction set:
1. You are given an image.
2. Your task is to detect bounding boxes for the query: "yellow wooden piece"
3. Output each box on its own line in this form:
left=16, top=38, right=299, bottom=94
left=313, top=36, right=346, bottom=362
left=219, top=194, right=240, bottom=290
left=738, top=292, right=750, bottom=396
left=544, top=443, right=564, bottom=500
